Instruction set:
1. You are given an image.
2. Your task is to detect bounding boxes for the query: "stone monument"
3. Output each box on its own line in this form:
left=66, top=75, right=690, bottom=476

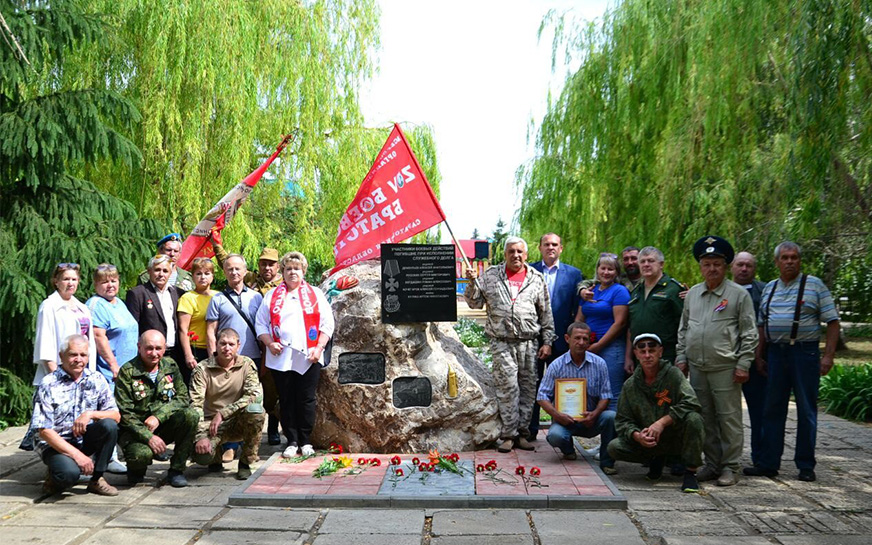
left=313, top=261, right=501, bottom=453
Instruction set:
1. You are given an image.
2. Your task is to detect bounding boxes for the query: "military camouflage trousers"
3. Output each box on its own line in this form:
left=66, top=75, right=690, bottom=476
left=120, top=407, right=199, bottom=474
left=192, top=409, right=266, bottom=466
left=607, top=412, right=705, bottom=469
left=490, top=338, right=538, bottom=439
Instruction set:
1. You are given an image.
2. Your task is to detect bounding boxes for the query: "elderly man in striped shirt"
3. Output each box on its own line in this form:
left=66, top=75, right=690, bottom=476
left=745, top=241, right=840, bottom=483
left=536, top=322, right=617, bottom=474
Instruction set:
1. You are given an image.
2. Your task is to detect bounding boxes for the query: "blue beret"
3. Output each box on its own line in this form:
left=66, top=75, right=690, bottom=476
left=157, top=233, right=182, bottom=248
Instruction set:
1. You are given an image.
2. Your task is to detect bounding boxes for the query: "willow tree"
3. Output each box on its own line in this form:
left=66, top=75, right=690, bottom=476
left=518, top=0, right=872, bottom=297
left=0, top=0, right=161, bottom=385
left=69, top=0, right=387, bottom=269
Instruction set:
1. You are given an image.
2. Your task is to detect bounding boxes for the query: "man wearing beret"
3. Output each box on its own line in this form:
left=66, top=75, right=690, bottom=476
left=138, top=233, right=195, bottom=292
left=608, top=334, right=704, bottom=493
left=676, top=236, right=758, bottom=486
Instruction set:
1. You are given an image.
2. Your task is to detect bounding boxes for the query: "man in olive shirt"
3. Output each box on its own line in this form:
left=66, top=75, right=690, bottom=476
left=191, top=328, right=265, bottom=480
left=677, top=236, right=758, bottom=487
left=115, top=330, right=199, bottom=487
left=625, top=246, right=686, bottom=370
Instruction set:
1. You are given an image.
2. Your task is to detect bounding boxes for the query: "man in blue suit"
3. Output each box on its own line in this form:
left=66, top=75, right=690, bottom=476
left=529, top=233, right=584, bottom=439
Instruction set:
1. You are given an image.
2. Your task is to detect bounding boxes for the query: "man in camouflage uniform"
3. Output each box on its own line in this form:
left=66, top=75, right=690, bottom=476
left=115, top=330, right=199, bottom=487
left=465, top=236, right=555, bottom=452
left=190, top=328, right=265, bottom=480
left=137, top=233, right=195, bottom=291
left=211, top=237, right=281, bottom=295
left=608, top=333, right=704, bottom=493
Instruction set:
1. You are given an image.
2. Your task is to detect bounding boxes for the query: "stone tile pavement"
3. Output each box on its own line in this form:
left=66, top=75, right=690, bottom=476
left=1, top=402, right=871, bottom=544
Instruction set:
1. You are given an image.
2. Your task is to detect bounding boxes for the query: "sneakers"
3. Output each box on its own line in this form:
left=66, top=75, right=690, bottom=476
left=695, top=465, right=720, bottom=482
left=208, top=463, right=223, bottom=473
left=236, top=463, right=252, bottom=481
left=514, top=437, right=535, bottom=451
left=601, top=466, right=618, bottom=475
left=743, top=466, right=779, bottom=478
left=646, top=457, right=665, bottom=481
left=716, top=467, right=738, bottom=486
left=798, top=469, right=816, bottom=482
left=585, top=446, right=601, bottom=461
left=282, top=445, right=299, bottom=458
left=496, top=439, right=514, bottom=453
left=562, top=452, right=578, bottom=461
left=681, top=471, right=700, bottom=493
left=301, top=444, right=315, bottom=457
left=107, top=459, right=128, bottom=474
left=166, top=469, right=188, bottom=488
left=87, top=477, right=119, bottom=496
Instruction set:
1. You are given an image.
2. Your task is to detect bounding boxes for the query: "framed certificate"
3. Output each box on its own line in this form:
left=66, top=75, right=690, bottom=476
left=555, top=378, right=587, bottom=418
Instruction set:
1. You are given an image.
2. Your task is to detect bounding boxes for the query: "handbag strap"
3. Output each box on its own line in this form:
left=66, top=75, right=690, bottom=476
left=223, top=288, right=259, bottom=340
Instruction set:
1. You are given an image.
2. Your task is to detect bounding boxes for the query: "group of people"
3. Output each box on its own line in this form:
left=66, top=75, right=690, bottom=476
left=465, top=233, right=840, bottom=493
left=27, top=233, right=334, bottom=495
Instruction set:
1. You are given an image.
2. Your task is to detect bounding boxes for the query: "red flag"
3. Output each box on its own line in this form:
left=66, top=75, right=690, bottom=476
left=331, top=124, right=445, bottom=274
left=177, top=135, right=293, bottom=271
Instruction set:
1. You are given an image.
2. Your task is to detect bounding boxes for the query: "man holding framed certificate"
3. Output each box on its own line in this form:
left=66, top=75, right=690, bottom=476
left=536, top=322, right=617, bottom=474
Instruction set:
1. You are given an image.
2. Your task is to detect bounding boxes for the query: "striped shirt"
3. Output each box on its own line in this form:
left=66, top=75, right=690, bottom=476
left=31, top=367, right=117, bottom=455
left=537, top=350, right=612, bottom=412
left=758, top=275, right=839, bottom=343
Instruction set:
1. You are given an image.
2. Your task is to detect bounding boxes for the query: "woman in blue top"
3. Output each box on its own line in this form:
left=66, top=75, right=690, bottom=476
left=86, top=264, right=139, bottom=388
left=576, top=253, right=630, bottom=410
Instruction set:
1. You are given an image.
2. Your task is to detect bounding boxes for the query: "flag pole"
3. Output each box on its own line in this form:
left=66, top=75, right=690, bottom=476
left=442, top=218, right=482, bottom=291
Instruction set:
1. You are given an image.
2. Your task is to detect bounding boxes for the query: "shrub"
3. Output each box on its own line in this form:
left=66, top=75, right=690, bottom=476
left=454, top=317, right=488, bottom=348
left=0, top=367, right=33, bottom=431
left=819, top=363, right=872, bottom=422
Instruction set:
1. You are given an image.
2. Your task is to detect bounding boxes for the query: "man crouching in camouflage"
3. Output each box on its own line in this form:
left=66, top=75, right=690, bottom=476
left=190, top=328, right=265, bottom=480
left=465, top=236, right=555, bottom=452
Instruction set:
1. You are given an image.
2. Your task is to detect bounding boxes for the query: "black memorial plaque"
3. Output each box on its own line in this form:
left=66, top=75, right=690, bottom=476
left=392, top=376, right=432, bottom=409
left=337, top=352, right=386, bottom=385
left=381, top=244, right=457, bottom=323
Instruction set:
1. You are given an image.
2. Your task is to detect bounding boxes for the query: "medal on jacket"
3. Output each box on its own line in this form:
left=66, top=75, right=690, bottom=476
left=146, top=299, right=154, bottom=310
left=714, top=299, right=728, bottom=312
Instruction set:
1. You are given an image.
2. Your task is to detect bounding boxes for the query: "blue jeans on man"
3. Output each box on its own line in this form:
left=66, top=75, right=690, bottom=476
left=759, top=342, right=820, bottom=471
left=546, top=410, right=617, bottom=469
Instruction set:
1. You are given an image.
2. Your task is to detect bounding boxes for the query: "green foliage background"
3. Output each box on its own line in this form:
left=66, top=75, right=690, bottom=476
left=517, top=0, right=872, bottom=309
left=1, top=0, right=442, bottom=398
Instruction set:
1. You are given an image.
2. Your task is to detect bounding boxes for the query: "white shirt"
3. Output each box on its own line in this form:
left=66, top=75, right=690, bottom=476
left=32, top=291, right=96, bottom=385
left=151, top=282, right=176, bottom=347
left=255, top=284, right=335, bottom=373
left=542, top=260, right=560, bottom=298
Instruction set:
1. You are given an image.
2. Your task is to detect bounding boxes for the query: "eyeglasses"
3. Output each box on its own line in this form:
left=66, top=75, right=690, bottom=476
left=57, top=262, right=79, bottom=269
left=96, top=264, right=117, bottom=271
left=634, top=341, right=660, bottom=349
left=599, top=253, right=618, bottom=259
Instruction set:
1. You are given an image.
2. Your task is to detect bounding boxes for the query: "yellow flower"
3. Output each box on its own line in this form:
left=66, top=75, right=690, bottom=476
left=336, top=456, right=353, bottom=468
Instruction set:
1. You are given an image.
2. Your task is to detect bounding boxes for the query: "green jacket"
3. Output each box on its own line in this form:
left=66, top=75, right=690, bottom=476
left=627, top=272, right=685, bottom=361
left=138, top=267, right=194, bottom=292
left=115, top=356, right=191, bottom=443
left=615, top=359, right=701, bottom=444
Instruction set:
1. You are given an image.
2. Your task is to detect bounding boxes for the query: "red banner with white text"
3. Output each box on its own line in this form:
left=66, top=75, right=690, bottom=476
left=331, top=124, right=446, bottom=274
left=176, top=135, right=293, bottom=270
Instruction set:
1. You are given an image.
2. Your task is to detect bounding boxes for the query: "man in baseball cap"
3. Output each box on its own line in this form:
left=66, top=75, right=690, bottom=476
left=608, top=333, right=705, bottom=493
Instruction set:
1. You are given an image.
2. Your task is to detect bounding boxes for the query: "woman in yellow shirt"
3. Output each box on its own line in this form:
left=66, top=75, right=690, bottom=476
left=178, top=257, right=217, bottom=372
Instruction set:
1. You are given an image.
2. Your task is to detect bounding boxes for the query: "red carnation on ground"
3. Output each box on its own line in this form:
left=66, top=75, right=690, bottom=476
left=530, top=467, right=541, bottom=476
left=412, top=457, right=420, bottom=465
left=328, top=442, right=343, bottom=454
left=476, top=464, right=486, bottom=472
left=357, top=457, right=368, bottom=465
left=390, top=455, right=401, bottom=466
left=394, top=468, right=404, bottom=477
left=418, top=463, right=429, bottom=472
left=515, top=466, right=525, bottom=475
left=369, top=458, right=381, bottom=466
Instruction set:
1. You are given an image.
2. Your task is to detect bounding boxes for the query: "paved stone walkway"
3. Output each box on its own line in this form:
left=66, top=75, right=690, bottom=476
left=2, top=403, right=871, bottom=544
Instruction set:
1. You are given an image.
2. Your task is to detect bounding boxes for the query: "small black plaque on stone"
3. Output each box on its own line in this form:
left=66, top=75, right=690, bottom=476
left=337, top=352, right=386, bottom=385
left=381, top=244, right=457, bottom=323
left=392, top=376, right=432, bottom=409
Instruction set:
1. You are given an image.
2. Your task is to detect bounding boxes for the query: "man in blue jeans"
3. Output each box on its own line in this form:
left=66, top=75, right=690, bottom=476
left=537, top=321, right=617, bottom=474
left=744, top=241, right=840, bottom=482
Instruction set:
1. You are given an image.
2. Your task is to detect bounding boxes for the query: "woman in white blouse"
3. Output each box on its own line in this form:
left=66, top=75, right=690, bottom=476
left=20, top=263, right=97, bottom=451
left=256, top=252, right=334, bottom=459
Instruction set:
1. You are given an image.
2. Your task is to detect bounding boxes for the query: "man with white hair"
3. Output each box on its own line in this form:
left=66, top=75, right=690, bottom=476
left=465, top=236, right=555, bottom=452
